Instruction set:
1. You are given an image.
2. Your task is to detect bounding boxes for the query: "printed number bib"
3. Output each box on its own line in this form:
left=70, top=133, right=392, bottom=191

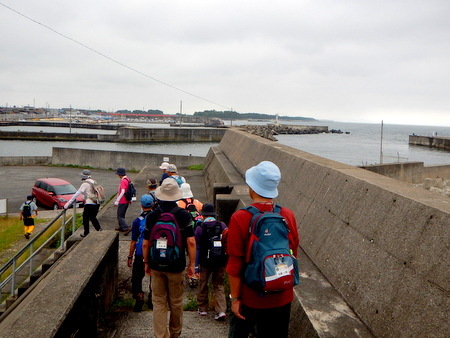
left=275, top=263, right=290, bottom=277
left=156, top=239, right=168, bottom=249
left=213, top=240, right=222, bottom=248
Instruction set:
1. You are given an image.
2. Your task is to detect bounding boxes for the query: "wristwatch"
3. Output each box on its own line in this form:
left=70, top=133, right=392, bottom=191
left=229, top=294, right=240, bottom=302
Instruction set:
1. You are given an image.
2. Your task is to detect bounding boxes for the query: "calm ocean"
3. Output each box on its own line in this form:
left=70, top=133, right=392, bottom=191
left=1, top=121, right=449, bottom=166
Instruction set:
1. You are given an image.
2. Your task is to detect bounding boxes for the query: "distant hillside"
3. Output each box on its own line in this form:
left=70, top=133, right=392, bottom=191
left=193, top=110, right=317, bottom=121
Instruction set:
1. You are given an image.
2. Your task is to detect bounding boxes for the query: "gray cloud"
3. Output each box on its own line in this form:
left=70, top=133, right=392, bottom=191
left=1, top=0, right=449, bottom=126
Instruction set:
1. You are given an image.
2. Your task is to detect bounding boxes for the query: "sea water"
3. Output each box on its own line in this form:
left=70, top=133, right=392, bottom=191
left=0, top=121, right=449, bottom=166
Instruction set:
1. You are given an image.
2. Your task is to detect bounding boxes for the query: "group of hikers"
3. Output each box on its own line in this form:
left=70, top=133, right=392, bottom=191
left=19, top=160, right=300, bottom=338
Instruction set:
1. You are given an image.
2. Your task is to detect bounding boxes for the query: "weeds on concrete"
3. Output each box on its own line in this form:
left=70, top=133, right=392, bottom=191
left=187, top=164, right=204, bottom=170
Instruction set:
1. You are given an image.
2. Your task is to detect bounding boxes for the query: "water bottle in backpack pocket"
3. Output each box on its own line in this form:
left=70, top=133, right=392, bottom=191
left=244, top=204, right=300, bottom=293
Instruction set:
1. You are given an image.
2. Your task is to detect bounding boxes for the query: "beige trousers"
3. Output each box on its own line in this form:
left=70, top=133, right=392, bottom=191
left=151, top=269, right=185, bottom=338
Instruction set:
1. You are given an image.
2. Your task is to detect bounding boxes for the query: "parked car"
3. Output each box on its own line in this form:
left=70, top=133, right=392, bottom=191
left=32, top=178, right=83, bottom=210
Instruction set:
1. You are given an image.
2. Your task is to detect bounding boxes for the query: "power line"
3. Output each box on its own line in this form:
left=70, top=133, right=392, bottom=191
left=0, top=2, right=232, bottom=110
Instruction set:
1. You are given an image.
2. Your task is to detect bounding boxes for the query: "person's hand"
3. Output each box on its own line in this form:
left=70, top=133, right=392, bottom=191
left=114, top=201, right=119, bottom=206
left=145, top=264, right=152, bottom=276
left=63, top=202, right=70, bottom=209
left=231, top=299, right=246, bottom=320
left=187, top=264, right=195, bottom=278
left=19, top=215, right=23, bottom=220
left=127, top=257, right=133, bottom=268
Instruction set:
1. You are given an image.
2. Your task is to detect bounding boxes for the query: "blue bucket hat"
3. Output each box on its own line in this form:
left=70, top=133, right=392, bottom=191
left=245, top=161, right=281, bottom=198
left=140, top=194, right=154, bottom=208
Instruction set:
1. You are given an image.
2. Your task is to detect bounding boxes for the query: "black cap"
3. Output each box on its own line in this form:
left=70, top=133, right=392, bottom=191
left=200, top=203, right=217, bottom=216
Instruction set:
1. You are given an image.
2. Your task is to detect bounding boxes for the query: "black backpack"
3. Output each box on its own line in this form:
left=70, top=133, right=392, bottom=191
left=124, top=178, right=136, bottom=202
left=22, top=201, right=32, bottom=218
left=199, top=221, right=228, bottom=268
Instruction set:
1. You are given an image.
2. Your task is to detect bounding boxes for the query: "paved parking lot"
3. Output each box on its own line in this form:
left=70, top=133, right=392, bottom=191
left=0, top=166, right=133, bottom=214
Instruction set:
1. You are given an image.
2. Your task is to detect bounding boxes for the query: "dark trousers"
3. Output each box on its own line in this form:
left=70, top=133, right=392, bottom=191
left=228, top=302, right=291, bottom=338
left=82, top=204, right=101, bottom=235
left=117, top=203, right=129, bottom=230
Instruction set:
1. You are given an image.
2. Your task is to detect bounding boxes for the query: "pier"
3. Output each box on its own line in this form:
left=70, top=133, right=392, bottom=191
left=409, top=134, right=450, bottom=150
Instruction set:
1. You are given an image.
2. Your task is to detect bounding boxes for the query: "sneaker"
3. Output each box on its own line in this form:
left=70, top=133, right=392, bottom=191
left=197, top=310, right=207, bottom=316
left=215, top=312, right=226, bottom=321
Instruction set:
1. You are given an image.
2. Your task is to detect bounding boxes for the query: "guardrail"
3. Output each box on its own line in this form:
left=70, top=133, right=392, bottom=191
left=0, top=204, right=79, bottom=300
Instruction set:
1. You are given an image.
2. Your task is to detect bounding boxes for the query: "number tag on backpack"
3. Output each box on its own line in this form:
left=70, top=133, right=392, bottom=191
left=156, top=238, right=168, bottom=249
left=213, top=240, right=222, bottom=248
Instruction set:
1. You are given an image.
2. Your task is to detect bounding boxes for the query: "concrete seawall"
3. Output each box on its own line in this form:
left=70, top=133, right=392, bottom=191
left=361, top=161, right=450, bottom=184
left=409, top=135, right=450, bottom=150
left=116, top=126, right=226, bottom=142
left=204, top=129, right=449, bottom=337
left=0, top=126, right=226, bottom=143
left=51, top=147, right=205, bottom=172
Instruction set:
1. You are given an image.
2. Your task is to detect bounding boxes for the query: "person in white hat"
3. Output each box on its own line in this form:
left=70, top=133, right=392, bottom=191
left=177, top=183, right=203, bottom=222
left=158, top=162, right=170, bottom=185
left=142, top=179, right=196, bottom=338
left=226, top=161, right=300, bottom=338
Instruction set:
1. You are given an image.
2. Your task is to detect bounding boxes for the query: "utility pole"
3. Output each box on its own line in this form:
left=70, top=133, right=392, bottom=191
left=179, top=101, right=182, bottom=127
left=379, top=120, right=384, bottom=164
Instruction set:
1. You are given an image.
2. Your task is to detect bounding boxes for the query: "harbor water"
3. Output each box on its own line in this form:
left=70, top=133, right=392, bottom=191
left=1, top=121, right=449, bottom=166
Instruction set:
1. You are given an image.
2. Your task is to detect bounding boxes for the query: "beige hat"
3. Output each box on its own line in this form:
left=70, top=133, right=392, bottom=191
left=180, top=183, right=194, bottom=199
left=155, top=178, right=182, bottom=201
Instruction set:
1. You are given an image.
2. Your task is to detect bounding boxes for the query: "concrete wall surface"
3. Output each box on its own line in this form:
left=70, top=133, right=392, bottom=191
left=52, top=147, right=205, bottom=171
left=361, top=162, right=450, bottom=184
left=205, top=129, right=449, bottom=337
left=117, top=126, right=226, bottom=142
left=409, top=135, right=450, bottom=150
left=0, top=156, right=51, bottom=166
left=0, top=231, right=118, bottom=337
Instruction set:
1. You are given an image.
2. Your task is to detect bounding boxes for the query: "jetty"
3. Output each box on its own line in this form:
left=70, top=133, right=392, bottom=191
left=409, top=134, right=450, bottom=150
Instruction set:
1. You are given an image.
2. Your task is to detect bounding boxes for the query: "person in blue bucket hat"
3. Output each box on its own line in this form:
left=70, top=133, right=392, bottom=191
left=226, top=161, right=300, bottom=338
left=127, top=194, right=155, bottom=312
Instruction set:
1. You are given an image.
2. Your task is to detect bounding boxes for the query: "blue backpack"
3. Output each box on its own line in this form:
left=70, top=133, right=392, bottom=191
left=135, top=215, right=147, bottom=256
left=169, top=176, right=184, bottom=187
left=244, top=204, right=299, bottom=293
left=148, top=207, right=183, bottom=270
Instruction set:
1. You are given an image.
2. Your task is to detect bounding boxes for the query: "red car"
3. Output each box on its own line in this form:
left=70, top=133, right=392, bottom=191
left=32, top=178, right=83, bottom=210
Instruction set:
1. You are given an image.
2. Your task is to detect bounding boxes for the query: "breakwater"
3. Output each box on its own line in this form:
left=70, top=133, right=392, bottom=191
left=0, top=121, right=120, bottom=130
left=0, top=126, right=226, bottom=143
left=409, top=135, right=450, bottom=150
left=241, top=124, right=338, bottom=140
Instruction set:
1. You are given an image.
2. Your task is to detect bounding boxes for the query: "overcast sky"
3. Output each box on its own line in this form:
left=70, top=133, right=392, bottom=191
left=1, top=0, right=449, bottom=126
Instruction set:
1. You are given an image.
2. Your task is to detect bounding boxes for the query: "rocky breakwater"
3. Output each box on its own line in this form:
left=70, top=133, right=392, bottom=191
left=241, top=124, right=345, bottom=141
left=415, top=177, right=450, bottom=197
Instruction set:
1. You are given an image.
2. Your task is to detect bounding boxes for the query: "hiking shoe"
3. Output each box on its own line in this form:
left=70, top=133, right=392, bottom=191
left=198, top=310, right=207, bottom=316
left=24, top=233, right=30, bottom=239
left=215, top=312, right=226, bottom=321
left=124, top=228, right=132, bottom=236
left=133, top=300, right=144, bottom=312
left=115, top=227, right=127, bottom=232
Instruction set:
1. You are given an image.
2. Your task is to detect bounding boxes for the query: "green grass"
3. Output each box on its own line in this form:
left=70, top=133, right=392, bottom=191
left=48, top=164, right=95, bottom=169
left=187, top=164, right=204, bottom=170
left=183, top=294, right=199, bottom=311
